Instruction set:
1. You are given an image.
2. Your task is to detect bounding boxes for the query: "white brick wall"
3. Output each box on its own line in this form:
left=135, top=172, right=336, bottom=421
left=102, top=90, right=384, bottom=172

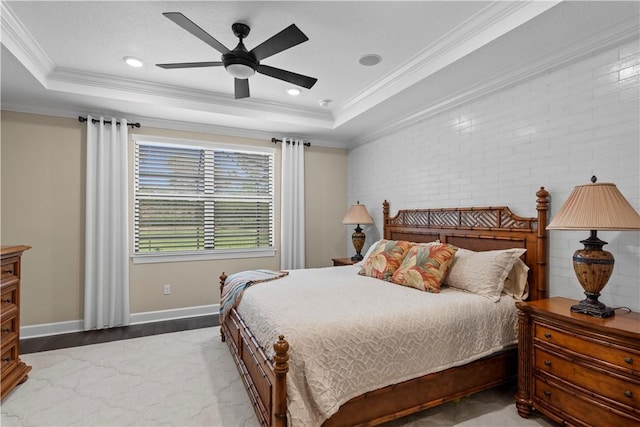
left=348, top=40, right=640, bottom=311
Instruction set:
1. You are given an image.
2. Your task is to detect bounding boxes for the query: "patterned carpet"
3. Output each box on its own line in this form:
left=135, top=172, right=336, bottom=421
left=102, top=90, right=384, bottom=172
left=1, top=327, right=554, bottom=427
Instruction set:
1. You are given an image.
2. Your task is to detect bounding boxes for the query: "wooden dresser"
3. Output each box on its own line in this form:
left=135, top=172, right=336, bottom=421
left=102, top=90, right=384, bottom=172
left=516, top=297, right=640, bottom=426
left=1, top=245, right=31, bottom=400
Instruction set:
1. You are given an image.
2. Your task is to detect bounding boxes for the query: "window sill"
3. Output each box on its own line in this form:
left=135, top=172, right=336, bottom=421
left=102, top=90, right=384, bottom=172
left=132, top=248, right=276, bottom=264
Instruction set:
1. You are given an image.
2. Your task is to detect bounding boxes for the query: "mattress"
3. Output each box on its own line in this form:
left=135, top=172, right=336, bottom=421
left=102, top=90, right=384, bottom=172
left=236, top=264, right=518, bottom=426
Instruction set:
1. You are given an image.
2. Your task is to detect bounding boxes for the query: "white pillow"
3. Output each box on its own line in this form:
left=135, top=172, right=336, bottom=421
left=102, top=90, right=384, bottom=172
left=503, top=258, right=529, bottom=300
left=445, top=248, right=527, bottom=302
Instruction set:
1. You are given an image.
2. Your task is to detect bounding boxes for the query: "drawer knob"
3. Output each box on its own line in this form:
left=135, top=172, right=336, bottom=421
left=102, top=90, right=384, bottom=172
left=544, top=390, right=551, bottom=397
left=1, top=328, right=10, bottom=334
left=625, top=391, right=633, bottom=398
left=2, top=357, right=10, bottom=363
left=2, top=298, right=11, bottom=304
left=544, top=360, right=552, bottom=366
left=3, top=269, right=13, bottom=275
left=625, top=357, right=633, bottom=365
left=544, top=332, right=552, bottom=339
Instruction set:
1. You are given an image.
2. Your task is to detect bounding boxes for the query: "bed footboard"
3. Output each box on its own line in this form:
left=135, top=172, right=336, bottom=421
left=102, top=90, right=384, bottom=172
left=323, top=349, right=517, bottom=426
left=220, top=273, right=288, bottom=427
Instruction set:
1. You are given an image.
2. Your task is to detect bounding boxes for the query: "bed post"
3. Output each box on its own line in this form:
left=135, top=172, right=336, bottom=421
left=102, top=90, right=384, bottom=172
left=219, top=272, right=227, bottom=342
left=383, top=200, right=390, bottom=239
left=535, top=187, right=549, bottom=301
left=273, top=335, right=290, bottom=427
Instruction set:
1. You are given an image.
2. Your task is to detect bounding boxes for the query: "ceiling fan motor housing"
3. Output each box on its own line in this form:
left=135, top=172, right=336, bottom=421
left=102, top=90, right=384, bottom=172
left=223, top=23, right=258, bottom=78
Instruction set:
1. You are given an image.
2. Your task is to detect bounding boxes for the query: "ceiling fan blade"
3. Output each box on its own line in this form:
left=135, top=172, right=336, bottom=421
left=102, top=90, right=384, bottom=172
left=163, top=12, right=230, bottom=54
left=257, top=65, right=317, bottom=89
left=235, top=78, right=250, bottom=99
left=156, top=61, right=223, bottom=69
left=250, top=24, right=309, bottom=61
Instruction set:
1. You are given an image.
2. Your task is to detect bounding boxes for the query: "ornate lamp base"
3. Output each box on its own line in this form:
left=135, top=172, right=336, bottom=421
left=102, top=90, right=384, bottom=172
left=570, top=293, right=615, bottom=318
left=350, top=225, right=366, bottom=261
left=571, top=231, right=615, bottom=318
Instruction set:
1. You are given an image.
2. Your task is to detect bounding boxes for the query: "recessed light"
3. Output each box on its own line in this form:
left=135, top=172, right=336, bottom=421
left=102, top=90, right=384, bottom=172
left=319, top=99, right=332, bottom=107
left=123, top=56, right=144, bottom=68
left=287, top=88, right=301, bottom=96
left=358, top=54, right=382, bottom=66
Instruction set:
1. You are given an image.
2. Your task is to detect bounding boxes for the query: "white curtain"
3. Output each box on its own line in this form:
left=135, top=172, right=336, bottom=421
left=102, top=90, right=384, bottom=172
left=84, top=116, right=130, bottom=330
left=280, top=138, right=306, bottom=269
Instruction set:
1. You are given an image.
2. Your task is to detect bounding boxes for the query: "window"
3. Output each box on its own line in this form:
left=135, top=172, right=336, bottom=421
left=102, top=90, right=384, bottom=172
left=133, top=136, right=275, bottom=262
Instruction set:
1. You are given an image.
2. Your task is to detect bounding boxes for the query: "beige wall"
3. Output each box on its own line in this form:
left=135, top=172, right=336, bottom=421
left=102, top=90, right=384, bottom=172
left=1, top=111, right=348, bottom=326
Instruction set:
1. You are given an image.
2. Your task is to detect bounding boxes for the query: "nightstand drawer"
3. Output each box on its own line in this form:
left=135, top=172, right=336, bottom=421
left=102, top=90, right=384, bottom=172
left=535, top=347, right=640, bottom=409
left=534, top=377, right=636, bottom=427
left=535, top=323, right=639, bottom=373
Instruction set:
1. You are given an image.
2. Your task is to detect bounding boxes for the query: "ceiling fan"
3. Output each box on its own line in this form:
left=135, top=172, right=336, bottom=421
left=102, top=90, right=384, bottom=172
left=156, top=12, right=318, bottom=99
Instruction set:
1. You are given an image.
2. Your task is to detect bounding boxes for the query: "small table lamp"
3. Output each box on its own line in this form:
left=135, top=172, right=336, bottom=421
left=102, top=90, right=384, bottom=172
left=547, top=176, right=640, bottom=318
left=342, top=201, right=374, bottom=261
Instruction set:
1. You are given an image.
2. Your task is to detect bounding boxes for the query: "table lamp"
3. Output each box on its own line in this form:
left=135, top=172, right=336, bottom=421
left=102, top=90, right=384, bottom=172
left=342, top=201, right=374, bottom=261
left=547, top=176, right=640, bottom=318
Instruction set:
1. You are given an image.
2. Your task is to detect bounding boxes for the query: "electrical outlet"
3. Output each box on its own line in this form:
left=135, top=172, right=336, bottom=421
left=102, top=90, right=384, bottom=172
left=163, top=284, right=171, bottom=295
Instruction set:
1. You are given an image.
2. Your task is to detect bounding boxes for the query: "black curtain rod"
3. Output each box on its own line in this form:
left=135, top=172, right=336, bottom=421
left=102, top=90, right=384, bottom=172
left=271, top=137, right=310, bottom=147
left=78, top=116, right=141, bottom=128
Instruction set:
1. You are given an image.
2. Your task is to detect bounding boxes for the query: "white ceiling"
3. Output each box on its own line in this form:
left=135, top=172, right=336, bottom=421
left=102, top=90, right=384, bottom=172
left=2, top=1, right=639, bottom=148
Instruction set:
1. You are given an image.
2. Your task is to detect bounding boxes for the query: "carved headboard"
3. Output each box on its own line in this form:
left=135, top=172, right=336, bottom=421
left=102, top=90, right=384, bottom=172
left=383, top=187, right=549, bottom=301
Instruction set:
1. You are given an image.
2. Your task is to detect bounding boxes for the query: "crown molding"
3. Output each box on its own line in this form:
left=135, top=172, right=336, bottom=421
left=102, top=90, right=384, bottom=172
left=1, top=102, right=345, bottom=149
left=0, top=1, right=54, bottom=84
left=333, top=0, right=561, bottom=128
left=347, top=15, right=640, bottom=148
left=46, top=67, right=334, bottom=128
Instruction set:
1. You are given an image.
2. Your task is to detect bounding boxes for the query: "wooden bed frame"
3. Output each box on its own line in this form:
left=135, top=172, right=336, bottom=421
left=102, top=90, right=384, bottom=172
left=220, top=187, right=550, bottom=427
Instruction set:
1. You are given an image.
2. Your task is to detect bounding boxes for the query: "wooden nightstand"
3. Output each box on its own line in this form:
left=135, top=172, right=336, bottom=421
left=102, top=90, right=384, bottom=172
left=515, top=297, right=640, bottom=427
left=332, top=257, right=358, bottom=266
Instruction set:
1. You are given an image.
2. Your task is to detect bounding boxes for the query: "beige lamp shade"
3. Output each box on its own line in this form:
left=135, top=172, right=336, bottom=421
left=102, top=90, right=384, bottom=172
left=547, top=182, right=640, bottom=230
left=342, top=203, right=373, bottom=225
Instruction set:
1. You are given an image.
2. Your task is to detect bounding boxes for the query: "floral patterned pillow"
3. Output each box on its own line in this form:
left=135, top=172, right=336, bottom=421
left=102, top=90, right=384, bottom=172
left=358, top=239, right=413, bottom=281
left=391, top=243, right=459, bottom=292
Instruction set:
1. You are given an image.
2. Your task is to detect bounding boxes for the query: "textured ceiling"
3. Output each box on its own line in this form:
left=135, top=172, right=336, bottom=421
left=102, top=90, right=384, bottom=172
left=2, top=1, right=639, bottom=147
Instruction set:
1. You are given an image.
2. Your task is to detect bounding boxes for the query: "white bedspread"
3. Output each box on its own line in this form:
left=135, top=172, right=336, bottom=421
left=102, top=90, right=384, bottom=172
left=236, top=265, right=518, bottom=427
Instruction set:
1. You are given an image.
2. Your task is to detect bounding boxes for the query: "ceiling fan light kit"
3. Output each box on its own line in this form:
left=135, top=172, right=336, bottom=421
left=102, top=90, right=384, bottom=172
left=156, top=12, right=317, bottom=99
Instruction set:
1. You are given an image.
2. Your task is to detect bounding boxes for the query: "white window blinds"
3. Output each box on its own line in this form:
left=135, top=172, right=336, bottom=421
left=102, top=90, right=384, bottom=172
left=134, top=140, right=274, bottom=256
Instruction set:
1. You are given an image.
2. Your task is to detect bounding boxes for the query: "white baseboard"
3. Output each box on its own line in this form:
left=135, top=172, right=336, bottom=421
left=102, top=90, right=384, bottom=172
left=20, top=304, right=220, bottom=339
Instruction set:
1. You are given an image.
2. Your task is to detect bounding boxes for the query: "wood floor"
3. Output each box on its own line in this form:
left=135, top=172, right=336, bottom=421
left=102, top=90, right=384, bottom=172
left=20, top=315, right=218, bottom=354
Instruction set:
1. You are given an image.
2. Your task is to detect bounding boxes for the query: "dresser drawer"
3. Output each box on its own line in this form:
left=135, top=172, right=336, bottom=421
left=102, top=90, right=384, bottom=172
left=0, top=257, right=19, bottom=283
left=535, top=323, right=639, bottom=373
left=0, top=342, right=18, bottom=375
left=0, top=284, right=17, bottom=310
left=1, top=315, right=17, bottom=343
left=534, top=377, right=637, bottom=427
left=535, top=347, right=640, bottom=410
